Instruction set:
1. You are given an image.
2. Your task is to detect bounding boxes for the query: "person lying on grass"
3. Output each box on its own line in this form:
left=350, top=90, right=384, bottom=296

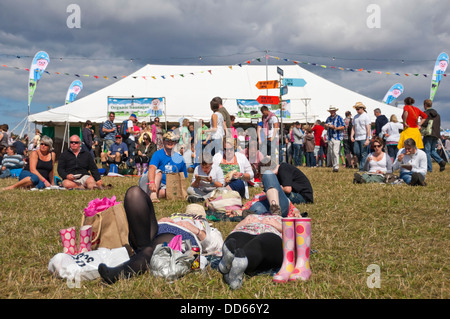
left=98, top=186, right=223, bottom=284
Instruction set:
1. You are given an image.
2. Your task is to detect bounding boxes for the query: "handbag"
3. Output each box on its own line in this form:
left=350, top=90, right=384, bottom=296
left=81, top=203, right=129, bottom=250
left=165, top=170, right=188, bottom=200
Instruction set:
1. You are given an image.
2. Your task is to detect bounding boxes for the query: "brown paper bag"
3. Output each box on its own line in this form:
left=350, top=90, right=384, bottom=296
left=81, top=203, right=129, bottom=250
left=165, top=172, right=188, bottom=200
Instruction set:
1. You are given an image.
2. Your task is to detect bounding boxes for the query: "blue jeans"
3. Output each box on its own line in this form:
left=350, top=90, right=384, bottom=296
left=0, top=168, right=11, bottom=179
left=292, top=143, right=303, bottom=166
left=19, top=170, right=45, bottom=189
left=305, top=152, right=315, bottom=167
left=399, top=171, right=425, bottom=184
left=353, top=140, right=369, bottom=171
left=423, top=136, right=443, bottom=172
left=386, top=145, right=398, bottom=162
left=228, top=179, right=246, bottom=198
left=288, top=191, right=307, bottom=204
left=249, top=171, right=290, bottom=217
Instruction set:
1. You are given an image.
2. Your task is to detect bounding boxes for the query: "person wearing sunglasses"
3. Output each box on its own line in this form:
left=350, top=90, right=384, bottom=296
left=139, top=132, right=187, bottom=202
left=135, top=133, right=156, bottom=176
left=2, top=135, right=56, bottom=190
left=354, top=137, right=393, bottom=184
left=57, top=135, right=102, bottom=190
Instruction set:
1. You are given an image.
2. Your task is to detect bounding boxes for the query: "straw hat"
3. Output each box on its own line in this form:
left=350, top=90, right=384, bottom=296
left=353, top=102, right=366, bottom=110
left=163, top=131, right=179, bottom=142
left=327, top=106, right=339, bottom=112
left=185, top=204, right=206, bottom=218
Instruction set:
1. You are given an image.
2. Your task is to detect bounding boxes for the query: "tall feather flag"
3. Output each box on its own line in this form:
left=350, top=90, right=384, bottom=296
left=430, top=52, right=448, bottom=100
left=28, top=51, right=50, bottom=108
left=383, top=83, right=404, bottom=104
left=65, top=80, right=83, bottom=104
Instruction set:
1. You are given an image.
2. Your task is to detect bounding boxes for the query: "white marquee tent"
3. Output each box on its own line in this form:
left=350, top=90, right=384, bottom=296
left=29, top=64, right=403, bottom=128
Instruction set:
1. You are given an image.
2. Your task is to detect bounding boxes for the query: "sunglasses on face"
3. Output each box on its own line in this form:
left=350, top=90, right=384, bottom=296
left=70, top=141, right=80, bottom=144
left=374, top=144, right=382, bottom=148
left=41, top=143, right=50, bottom=147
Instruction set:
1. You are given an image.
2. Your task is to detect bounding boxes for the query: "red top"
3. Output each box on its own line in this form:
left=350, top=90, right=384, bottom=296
left=403, top=105, right=427, bottom=128
left=312, top=125, right=324, bottom=146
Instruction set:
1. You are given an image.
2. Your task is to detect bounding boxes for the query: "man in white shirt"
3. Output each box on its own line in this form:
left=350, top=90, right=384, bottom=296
left=393, top=138, right=427, bottom=186
left=350, top=102, right=372, bottom=171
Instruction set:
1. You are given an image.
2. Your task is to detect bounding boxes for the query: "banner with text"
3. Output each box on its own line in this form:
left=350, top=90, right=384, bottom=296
left=107, top=97, right=165, bottom=118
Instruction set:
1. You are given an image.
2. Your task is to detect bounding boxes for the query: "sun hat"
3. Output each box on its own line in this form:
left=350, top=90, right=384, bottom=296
left=185, top=204, right=206, bottom=218
left=327, top=106, right=339, bottom=112
left=353, top=102, right=366, bottom=110
left=163, top=131, right=179, bottom=142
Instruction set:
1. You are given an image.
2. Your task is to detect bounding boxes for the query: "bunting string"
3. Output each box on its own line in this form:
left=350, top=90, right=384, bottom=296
left=0, top=54, right=447, bottom=81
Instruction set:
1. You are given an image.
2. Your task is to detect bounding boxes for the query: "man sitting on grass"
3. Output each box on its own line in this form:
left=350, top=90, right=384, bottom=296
left=101, top=135, right=129, bottom=174
left=139, top=132, right=187, bottom=202
left=0, top=146, right=24, bottom=179
left=58, top=135, right=103, bottom=190
left=393, top=138, right=427, bottom=186
left=187, top=153, right=224, bottom=203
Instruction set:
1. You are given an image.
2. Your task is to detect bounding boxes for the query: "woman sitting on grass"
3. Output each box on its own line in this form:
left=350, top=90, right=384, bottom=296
left=98, top=186, right=223, bottom=284
left=213, top=137, right=253, bottom=199
left=353, top=137, right=393, bottom=184
left=2, top=135, right=56, bottom=190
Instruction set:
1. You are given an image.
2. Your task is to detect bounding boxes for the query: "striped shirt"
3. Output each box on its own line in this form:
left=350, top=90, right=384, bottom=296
left=325, top=115, right=344, bottom=141
left=103, top=120, right=117, bottom=140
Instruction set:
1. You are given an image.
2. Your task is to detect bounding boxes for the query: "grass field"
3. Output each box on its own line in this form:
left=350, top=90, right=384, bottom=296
left=0, top=163, right=448, bottom=300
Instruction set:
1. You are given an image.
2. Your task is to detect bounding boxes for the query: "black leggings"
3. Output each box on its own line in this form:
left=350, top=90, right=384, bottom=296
left=225, top=232, right=283, bottom=275
left=118, top=186, right=176, bottom=273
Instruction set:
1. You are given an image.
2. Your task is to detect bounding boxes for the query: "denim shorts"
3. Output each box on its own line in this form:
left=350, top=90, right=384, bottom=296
left=19, top=170, right=45, bottom=189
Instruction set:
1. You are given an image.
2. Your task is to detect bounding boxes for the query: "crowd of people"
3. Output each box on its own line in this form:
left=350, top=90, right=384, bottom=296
left=1, top=95, right=449, bottom=289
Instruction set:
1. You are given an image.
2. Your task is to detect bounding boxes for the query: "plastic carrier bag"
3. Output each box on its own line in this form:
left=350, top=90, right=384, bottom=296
left=150, top=240, right=196, bottom=282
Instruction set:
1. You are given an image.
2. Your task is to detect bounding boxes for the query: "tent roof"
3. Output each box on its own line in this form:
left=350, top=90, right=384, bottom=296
left=28, top=64, right=403, bottom=125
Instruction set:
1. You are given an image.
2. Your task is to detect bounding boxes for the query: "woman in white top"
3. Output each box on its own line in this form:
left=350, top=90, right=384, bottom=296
left=213, top=138, right=254, bottom=199
left=354, top=137, right=393, bottom=183
left=381, top=114, right=404, bottom=161
left=203, top=102, right=225, bottom=156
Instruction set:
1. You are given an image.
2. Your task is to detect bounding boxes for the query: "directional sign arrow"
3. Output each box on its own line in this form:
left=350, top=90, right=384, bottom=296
left=282, top=78, right=307, bottom=87
left=257, top=95, right=280, bottom=105
left=255, top=80, right=279, bottom=90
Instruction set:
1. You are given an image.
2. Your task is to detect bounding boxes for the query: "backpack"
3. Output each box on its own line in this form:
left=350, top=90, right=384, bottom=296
left=99, top=122, right=106, bottom=138
left=119, top=120, right=130, bottom=139
left=421, top=119, right=433, bottom=136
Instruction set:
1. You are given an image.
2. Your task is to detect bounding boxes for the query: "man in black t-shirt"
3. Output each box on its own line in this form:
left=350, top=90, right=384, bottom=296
left=271, top=162, right=314, bottom=204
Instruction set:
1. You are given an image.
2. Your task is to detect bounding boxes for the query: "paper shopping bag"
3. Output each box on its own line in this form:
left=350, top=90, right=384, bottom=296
left=165, top=172, right=188, bottom=200
left=81, top=203, right=129, bottom=250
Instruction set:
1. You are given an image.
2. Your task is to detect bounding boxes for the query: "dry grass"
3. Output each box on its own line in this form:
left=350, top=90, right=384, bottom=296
left=0, top=163, right=448, bottom=300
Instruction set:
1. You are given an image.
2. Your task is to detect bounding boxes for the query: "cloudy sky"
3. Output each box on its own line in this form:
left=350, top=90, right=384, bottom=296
left=1, top=0, right=449, bottom=133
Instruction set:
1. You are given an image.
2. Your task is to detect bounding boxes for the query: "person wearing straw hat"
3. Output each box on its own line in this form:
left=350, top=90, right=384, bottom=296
left=324, top=106, right=344, bottom=172
left=350, top=102, right=372, bottom=171
left=141, top=131, right=187, bottom=202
